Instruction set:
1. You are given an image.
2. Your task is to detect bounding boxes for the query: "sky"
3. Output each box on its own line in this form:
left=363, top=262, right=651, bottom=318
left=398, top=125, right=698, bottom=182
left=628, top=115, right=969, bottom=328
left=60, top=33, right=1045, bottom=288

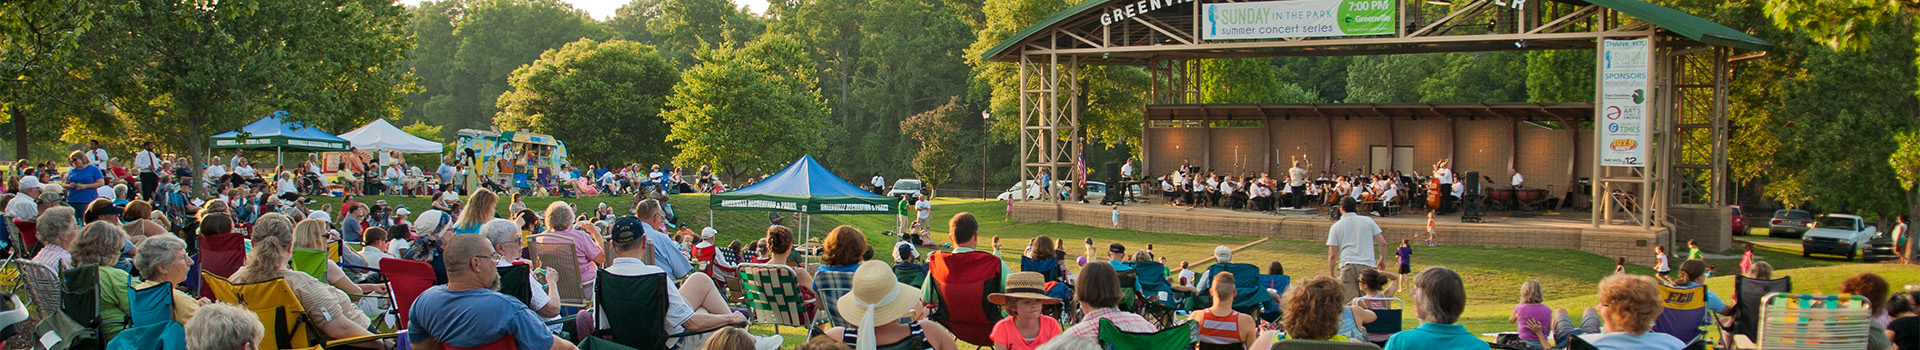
left=395, top=0, right=771, bottom=19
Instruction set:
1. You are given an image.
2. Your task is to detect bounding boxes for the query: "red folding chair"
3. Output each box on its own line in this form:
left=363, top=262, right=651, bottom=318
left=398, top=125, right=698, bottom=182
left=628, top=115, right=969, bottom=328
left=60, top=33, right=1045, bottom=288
left=381, top=257, right=437, bottom=327
left=198, top=233, right=248, bottom=299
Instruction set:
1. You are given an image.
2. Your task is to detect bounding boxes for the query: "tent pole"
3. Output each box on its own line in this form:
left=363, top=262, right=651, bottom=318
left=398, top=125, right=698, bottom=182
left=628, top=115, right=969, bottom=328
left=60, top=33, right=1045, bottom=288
left=277, top=147, right=283, bottom=168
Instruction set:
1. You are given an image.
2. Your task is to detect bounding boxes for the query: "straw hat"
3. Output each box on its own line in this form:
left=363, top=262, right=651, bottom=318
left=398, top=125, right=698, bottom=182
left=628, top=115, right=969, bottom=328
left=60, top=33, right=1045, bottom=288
left=836, top=261, right=921, bottom=350
left=989, top=272, right=1061, bottom=305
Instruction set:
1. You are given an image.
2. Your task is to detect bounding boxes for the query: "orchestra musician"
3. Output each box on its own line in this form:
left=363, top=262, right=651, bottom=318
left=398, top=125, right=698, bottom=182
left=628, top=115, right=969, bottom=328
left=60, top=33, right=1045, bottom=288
left=1287, top=156, right=1309, bottom=210
left=1433, top=159, right=1456, bottom=213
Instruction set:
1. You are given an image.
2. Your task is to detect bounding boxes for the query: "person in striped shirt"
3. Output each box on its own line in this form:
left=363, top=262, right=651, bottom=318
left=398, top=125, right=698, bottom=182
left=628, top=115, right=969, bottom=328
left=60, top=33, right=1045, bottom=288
left=1190, top=272, right=1257, bottom=350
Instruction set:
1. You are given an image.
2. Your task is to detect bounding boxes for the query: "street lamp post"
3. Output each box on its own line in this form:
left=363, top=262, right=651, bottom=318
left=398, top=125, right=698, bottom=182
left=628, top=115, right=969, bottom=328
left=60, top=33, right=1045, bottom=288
left=981, top=110, right=990, bottom=199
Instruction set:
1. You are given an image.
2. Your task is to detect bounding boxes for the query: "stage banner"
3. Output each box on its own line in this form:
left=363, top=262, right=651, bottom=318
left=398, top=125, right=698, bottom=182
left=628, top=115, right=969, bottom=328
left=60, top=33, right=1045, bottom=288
left=1200, top=0, right=1396, bottom=40
left=1599, top=38, right=1650, bottom=168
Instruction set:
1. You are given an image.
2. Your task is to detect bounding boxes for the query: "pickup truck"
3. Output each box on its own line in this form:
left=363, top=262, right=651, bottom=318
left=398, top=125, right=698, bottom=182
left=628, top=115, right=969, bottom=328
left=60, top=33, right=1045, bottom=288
left=1801, top=214, right=1878, bottom=261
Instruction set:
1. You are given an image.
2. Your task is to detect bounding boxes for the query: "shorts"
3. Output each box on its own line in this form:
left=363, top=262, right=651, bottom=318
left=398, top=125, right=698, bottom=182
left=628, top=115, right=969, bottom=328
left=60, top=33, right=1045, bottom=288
left=1656, top=268, right=1670, bottom=277
left=1397, top=263, right=1411, bottom=274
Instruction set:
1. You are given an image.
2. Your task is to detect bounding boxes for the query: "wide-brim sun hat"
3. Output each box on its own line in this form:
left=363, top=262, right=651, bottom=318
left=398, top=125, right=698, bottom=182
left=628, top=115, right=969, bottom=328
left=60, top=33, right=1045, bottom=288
left=837, top=261, right=921, bottom=343
left=989, top=271, right=1061, bottom=305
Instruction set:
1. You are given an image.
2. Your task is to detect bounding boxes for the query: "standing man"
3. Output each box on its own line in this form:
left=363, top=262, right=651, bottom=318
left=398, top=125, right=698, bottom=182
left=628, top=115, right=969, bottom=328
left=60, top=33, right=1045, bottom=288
left=871, top=172, right=886, bottom=196
left=896, top=196, right=911, bottom=235
left=1510, top=168, right=1525, bottom=188
left=1433, top=159, right=1455, bottom=213
left=1288, top=158, right=1309, bottom=210
left=437, top=157, right=456, bottom=194
left=1326, top=197, right=1385, bottom=301
left=86, top=140, right=110, bottom=168
left=135, top=142, right=160, bottom=200
left=914, top=194, right=933, bottom=232
left=1121, top=159, right=1135, bottom=202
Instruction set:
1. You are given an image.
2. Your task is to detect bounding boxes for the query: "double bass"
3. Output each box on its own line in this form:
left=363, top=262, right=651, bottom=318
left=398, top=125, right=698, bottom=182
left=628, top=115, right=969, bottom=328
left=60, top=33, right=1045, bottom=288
left=1426, top=177, right=1443, bottom=209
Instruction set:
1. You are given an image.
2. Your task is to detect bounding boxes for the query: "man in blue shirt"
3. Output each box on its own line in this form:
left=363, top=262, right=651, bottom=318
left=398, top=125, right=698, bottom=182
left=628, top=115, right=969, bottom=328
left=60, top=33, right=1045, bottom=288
left=633, top=198, right=691, bottom=280
left=408, top=234, right=574, bottom=350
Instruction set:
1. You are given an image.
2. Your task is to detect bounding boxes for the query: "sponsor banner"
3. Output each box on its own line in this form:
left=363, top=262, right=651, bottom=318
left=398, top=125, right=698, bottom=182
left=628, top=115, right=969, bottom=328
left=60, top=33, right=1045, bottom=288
left=718, top=199, right=799, bottom=211
left=818, top=203, right=891, bottom=213
left=1201, top=0, right=1396, bottom=40
left=1599, top=38, right=1649, bottom=168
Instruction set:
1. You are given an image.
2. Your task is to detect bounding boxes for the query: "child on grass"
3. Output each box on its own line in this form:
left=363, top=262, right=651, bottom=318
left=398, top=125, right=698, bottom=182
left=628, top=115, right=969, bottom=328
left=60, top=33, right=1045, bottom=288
left=1396, top=239, right=1413, bottom=292
left=1740, top=243, right=1755, bottom=276
left=1654, top=245, right=1672, bottom=284
left=1425, top=211, right=1438, bottom=246
left=1687, top=239, right=1703, bottom=260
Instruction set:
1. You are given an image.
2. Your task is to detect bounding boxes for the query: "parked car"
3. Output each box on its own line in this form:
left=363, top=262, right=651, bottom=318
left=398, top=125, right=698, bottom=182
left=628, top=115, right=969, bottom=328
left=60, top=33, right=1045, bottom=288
left=1863, top=231, right=1899, bottom=262
left=1769, top=209, right=1815, bottom=238
left=997, top=180, right=1049, bottom=201
left=1731, top=205, right=1748, bottom=235
left=1800, top=214, right=1878, bottom=260
left=887, top=179, right=925, bottom=200
left=996, top=180, right=1111, bottom=202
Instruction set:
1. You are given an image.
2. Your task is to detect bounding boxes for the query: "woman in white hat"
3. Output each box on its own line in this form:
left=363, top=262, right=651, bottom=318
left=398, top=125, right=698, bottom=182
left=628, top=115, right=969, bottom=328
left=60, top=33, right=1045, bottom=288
left=989, top=272, right=1064, bottom=350
left=824, top=261, right=959, bottom=350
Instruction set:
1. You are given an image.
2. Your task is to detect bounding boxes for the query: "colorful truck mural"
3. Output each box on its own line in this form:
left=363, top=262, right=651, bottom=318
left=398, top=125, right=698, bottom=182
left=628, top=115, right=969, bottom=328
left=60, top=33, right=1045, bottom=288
left=456, top=128, right=569, bottom=190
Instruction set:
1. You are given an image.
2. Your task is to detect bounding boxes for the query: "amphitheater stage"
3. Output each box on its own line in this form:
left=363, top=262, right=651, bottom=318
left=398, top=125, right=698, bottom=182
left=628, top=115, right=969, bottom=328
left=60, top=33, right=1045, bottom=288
left=1007, top=201, right=1671, bottom=265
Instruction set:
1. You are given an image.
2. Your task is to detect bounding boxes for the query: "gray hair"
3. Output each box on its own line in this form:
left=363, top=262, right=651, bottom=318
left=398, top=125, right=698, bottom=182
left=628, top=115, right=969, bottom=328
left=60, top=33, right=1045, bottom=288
left=72, top=221, right=127, bottom=267
left=1412, top=266, right=1468, bottom=324
left=545, top=201, right=575, bottom=232
left=185, top=303, right=263, bottom=350
left=479, top=218, right=520, bottom=246
left=36, top=207, right=76, bottom=245
left=134, top=235, right=188, bottom=281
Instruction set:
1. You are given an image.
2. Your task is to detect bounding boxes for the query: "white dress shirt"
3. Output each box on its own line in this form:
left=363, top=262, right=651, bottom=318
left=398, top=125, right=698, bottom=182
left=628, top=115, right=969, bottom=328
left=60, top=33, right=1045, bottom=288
left=134, top=150, right=159, bottom=173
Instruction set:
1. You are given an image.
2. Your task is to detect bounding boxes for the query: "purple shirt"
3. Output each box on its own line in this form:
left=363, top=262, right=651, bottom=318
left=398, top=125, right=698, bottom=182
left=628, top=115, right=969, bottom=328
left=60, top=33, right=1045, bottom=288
left=1396, top=246, right=1412, bottom=266
left=538, top=228, right=604, bottom=283
left=1514, top=303, right=1552, bottom=341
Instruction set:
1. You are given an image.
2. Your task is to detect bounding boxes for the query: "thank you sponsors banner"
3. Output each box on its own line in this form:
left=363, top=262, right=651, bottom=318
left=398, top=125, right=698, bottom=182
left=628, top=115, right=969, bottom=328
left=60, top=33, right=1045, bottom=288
left=1201, top=0, right=1396, bottom=40
left=1599, top=38, right=1650, bottom=168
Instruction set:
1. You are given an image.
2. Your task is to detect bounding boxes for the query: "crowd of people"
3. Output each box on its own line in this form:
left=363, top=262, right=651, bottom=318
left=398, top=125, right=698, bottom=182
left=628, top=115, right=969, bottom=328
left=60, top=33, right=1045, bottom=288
left=0, top=145, right=1913, bottom=350
left=1152, top=158, right=1500, bottom=217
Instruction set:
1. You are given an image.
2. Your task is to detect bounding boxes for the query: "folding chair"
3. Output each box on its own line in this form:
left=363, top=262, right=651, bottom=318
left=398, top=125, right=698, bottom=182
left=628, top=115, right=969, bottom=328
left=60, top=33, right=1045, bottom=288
left=736, top=263, right=816, bottom=335
left=1723, top=276, right=1791, bottom=345
left=1360, top=297, right=1403, bottom=346
left=290, top=248, right=330, bottom=283
left=1732, top=293, right=1872, bottom=350
left=199, top=272, right=398, bottom=350
left=813, top=268, right=857, bottom=329
left=528, top=234, right=589, bottom=308
left=590, top=269, right=731, bottom=350
left=3, top=259, right=61, bottom=345
left=381, top=258, right=437, bottom=328
left=104, top=280, right=185, bottom=350
left=1128, top=260, right=1182, bottom=326
left=1652, top=284, right=1711, bottom=350
left=926, top=250, right=1005, bottom=345
left=498, top=262, right=535, bottom=308
left=37, top=265, right=111, bottom=350
left=1020, top=256, right=1073, bottom=317
left=1095, top=318, right=1191, bottom=350
left=197, top=233, right=249, bottom=299
left=1195, top=263, right=1277, bottom=320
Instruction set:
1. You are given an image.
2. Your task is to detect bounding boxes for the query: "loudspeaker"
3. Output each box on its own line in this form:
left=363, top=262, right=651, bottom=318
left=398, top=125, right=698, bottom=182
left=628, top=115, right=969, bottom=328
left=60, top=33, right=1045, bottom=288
left=1104, top=162, right=1122, bottom=184
left=1464, top=171, right=1482, bottom=197
left=1462, top=170, right=1484, bottom=222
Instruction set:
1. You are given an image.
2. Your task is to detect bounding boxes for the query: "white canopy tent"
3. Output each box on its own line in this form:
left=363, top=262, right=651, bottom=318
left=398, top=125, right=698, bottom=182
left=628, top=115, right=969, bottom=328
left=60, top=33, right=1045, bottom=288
left=338, top=118, right=443, bottom=153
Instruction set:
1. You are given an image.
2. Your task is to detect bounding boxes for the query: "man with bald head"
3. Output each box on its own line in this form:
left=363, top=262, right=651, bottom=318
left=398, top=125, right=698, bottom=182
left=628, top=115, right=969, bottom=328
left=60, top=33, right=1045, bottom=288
left=407, top=234, right=575, bottom=350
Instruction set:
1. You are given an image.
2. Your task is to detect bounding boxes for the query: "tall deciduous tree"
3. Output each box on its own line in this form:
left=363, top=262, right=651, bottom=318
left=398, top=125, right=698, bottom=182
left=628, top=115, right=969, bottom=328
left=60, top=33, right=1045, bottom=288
left=607, top=0, right=669, bottom=44
left=1199, top=58, right=1316, bottom=104
left=0, top=0, right=102, bottom=159
left=405, top=0, right=610, bottom=135
left=966, top=0, right=1076, bottom=140
left=665, top=34, right=829, bottom=182
left=647, top=0, right=765, bottom=67
left=1524, top=50, right=1595, bottom=103
left=496, top=39, right=679, bottom=167
left=70, top=0, right=416, bottom=195
left=902, top=99, right=967, bottom=195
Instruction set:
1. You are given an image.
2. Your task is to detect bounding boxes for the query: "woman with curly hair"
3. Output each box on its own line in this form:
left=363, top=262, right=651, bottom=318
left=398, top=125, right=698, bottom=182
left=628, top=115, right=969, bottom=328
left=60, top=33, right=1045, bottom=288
left=1573, top=274, right=1682, bottom=350
left=815, top=225, right=870, bottom=328
left=1280, top=276, right=1372, bottom=343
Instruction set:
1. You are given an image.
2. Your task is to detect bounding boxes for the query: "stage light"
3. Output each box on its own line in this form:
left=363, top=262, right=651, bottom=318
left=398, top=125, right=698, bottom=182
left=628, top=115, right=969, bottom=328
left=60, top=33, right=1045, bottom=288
left=1515, top=40, right=1529, bottom=48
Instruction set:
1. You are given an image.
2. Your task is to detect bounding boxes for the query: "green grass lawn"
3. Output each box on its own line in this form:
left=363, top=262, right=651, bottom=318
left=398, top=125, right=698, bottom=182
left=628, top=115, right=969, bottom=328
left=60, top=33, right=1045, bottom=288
left=318, top=194, right=1919, bottom=346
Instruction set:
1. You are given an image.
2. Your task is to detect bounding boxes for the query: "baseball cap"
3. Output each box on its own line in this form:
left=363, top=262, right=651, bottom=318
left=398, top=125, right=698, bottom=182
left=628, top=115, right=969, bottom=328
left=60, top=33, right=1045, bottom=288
left=1109, top=243, right=1126, bottom=254
left=17, top=176, right=41, bottom=190
left=610, top=216, right=647, bottom=244
left=1214, top=245, right=1233, bottom=264
left=701, top=226, right=718, bottom=239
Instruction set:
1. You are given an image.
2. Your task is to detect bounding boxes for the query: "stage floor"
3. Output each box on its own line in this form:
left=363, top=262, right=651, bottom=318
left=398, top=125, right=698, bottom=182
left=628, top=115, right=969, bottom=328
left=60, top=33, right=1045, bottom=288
left=1008, top=200, right=1670, bottom=265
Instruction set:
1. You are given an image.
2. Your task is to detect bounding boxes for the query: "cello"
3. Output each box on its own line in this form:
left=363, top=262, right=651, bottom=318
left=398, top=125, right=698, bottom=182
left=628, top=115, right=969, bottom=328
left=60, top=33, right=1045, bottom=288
left=1426, top=176, right=1443, bottom=209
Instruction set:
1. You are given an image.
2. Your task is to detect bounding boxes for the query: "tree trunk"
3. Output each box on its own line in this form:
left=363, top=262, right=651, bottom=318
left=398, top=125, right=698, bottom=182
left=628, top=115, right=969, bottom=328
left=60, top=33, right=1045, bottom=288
left=10, top=103, right=24, bottom=161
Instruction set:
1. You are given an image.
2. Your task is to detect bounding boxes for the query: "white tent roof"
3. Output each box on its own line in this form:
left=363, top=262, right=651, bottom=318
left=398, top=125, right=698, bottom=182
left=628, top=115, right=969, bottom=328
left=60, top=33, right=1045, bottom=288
left=338, top=119, right=443, bottom=153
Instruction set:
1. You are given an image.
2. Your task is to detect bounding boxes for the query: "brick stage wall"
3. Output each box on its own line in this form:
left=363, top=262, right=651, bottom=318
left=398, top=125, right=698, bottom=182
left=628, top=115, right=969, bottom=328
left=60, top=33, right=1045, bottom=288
left=1008, top=202, right=1669, bottom=265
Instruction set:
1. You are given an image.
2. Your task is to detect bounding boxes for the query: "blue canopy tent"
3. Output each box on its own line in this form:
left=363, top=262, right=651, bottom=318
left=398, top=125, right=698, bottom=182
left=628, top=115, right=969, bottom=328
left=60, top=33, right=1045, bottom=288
left=209, top=111, right=351, bottom=166
left=710, top=155, right=896, bottom=241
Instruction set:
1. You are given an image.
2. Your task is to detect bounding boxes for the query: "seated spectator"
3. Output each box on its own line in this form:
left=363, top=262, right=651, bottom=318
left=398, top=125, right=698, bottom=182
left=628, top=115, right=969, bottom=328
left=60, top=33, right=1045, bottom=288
left=184, top=303, right=263, bottom=350
left=815, top=225, right=869, bottom=329
left=586, top=217, right=745, bottom=348
left=133, top=235, right=202, bottom=325
left=1671, top=260, right=1727, bottom=315
left=1887, top=291, right=1919, bottom=350
left=407, top=234, right=575, bottom=350
left=892, top=243, right=927, bottom=288
left=33, top=207, right=78, bottom=271
left=632, top=199, right=691, bottom=280
left=74, top=221, right=133, bottom=341
left=1384, top=266, right=1489, bottom=350
left=1573, top=274, right=1683, bottom=350
left=702, top=327, right=756, bottom=350
left=1191, top=272, right=1257, bottom=350
left=823, top=261, right=959, bottom=350
left=1841, top=273, right=1894, bottom=349
left=1356, top=268, right=1401, bottom=309
left=1250, top=276, right=1358, bottom=349
left=1062, top=262, right=1156, bottom=337
left=480, top=219, right=563, bottom=318
left=988, top=272, right=1064, bottom=350
left=229, top=213, right=380, bottom=347
left=293, top=218, right=383, bottom=296
left=407, top=209, right=456, bottom=285
left=1510, top=280, right=1551, bottom=350
left=537, top=201, right=605, bottom=294
left=359, top=227, right=393, bottom=269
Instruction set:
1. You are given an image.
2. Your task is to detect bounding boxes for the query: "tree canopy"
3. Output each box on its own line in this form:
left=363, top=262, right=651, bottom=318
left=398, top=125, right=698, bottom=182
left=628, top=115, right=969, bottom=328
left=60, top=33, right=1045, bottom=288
left=664, top=34, right=830, bottom=182
left=496, top=38, right=680, bottom=168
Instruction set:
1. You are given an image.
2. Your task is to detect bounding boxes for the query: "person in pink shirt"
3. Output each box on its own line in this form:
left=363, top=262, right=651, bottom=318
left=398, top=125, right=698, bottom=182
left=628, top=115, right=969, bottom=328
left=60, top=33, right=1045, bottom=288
left=989, top=272, right=1063, bottom=350
left=536, top=202, right=604, bottom=290
left=1739, top=243, right=1755, bottom=276
left=1510, top=280, right=1552, bottom=349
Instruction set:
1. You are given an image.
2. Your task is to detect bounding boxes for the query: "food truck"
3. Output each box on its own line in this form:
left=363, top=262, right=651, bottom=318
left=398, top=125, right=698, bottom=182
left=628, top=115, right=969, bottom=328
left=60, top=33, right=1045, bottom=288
left=456, top=128, right=570, bottom=190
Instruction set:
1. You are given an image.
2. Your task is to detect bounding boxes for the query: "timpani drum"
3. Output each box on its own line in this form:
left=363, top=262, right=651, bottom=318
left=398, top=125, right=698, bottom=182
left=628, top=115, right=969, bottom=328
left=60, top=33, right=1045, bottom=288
left=1516, top=188, right=1546, bottom=204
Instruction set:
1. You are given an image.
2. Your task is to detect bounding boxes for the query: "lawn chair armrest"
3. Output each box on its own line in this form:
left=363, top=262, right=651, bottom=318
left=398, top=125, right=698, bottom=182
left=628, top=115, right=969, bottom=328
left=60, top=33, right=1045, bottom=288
left=667, top=322, right=748, bottom=339
left=546, top=315, right=578, bottom=326
left=326, top=331, right=403, bottom=348
left=1732, top=334, right=1756, bottom=350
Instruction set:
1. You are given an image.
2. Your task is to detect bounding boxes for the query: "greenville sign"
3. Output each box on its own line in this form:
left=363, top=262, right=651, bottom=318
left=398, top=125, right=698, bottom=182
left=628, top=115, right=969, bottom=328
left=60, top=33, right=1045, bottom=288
left=1100, top=0, right=1195, bottom=26
left=1201, top=0, right=1397, bottom=40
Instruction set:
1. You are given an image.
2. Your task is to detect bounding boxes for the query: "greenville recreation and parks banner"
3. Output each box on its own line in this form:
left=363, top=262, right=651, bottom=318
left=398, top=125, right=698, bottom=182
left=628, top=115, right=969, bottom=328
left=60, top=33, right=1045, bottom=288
left=1200, top=0, right=1397, bottom=40
left=1599, top=38, right=1651, bottom=168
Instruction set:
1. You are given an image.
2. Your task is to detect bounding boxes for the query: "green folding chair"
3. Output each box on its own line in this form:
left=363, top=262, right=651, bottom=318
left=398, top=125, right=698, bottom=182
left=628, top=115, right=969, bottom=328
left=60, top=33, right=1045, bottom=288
left=737, top=263, right=816, bottom=335
left=1096, top=318, right=1191, bottom=350
left=290, top=248, right=330, bottom=283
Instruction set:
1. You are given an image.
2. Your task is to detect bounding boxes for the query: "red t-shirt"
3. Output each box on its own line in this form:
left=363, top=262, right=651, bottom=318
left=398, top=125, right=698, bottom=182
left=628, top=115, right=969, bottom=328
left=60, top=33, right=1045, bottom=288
left=110, top=167, right=128, bottom=179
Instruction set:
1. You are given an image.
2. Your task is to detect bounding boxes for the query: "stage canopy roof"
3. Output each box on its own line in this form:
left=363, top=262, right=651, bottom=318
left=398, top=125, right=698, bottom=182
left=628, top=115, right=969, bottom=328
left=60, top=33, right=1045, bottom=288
left=710, top=155, right=896, bottom=214
left=339, top=118, right=443, bottom=153
left=1146, top=103, right=1598, bottom=122
left=210, top=111, right=350, bottom=151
